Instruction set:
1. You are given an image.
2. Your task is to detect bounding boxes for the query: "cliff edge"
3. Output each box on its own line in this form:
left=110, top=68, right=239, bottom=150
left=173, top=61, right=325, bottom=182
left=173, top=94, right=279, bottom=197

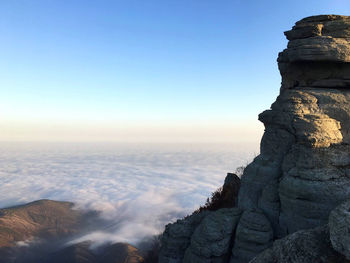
left=159, top=15, right=350, bottom=263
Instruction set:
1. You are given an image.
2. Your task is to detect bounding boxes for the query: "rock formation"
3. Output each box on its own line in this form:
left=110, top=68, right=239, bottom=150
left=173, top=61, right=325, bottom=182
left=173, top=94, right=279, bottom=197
left=159, top=173, right=241, bottom=262
left=159, top=209, right=211, bottom=262
left=159, top=15, right=350, bottom=263
left=183, top=208, right=241, bottom=263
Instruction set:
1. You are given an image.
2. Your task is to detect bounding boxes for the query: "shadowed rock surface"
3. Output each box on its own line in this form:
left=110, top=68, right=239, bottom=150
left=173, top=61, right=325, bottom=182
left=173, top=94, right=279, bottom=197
left=159, top=173, right=241, bottom=263
left=159, top=14, right=350, bottom=263
left=251, top=226, right=348, bottom=263
left=329, top=200, right=350, bottom=260
left=183, top=208, right=241, bottom=263
left=230, top=210, right=273, bottom=262
left=159, top=210, right=210, bottom=262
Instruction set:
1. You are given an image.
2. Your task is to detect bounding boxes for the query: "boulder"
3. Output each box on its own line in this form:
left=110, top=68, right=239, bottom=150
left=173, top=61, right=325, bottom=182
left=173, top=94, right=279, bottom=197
left=183, top=208, right=242, bottom=263
left=159, top=211, right=210, bottom=263
left=230, top=210, right=273, bottom=263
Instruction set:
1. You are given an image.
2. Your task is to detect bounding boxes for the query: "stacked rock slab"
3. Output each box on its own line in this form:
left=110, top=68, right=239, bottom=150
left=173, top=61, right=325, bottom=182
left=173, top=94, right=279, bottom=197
left=159, top=15, right=350, bottom=263
left=236, top=14, right=350, bottom=262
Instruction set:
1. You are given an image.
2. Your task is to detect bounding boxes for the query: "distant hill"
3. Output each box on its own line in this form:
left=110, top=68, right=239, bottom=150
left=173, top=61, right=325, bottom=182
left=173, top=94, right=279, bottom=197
left=0, top=199, right=82, bottom=247
left=0, top=200, right=144, bottom=263
left=45, top=241, right=143, bottom=263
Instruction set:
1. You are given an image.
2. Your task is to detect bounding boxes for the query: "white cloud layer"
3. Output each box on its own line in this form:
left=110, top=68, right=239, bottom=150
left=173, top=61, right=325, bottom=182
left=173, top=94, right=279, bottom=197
left=0, top=142, right=258, bottom=246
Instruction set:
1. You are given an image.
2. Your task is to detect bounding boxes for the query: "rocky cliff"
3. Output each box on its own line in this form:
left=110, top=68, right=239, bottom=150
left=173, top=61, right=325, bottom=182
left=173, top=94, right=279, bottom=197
left=159, top=15, right=350, bottom=263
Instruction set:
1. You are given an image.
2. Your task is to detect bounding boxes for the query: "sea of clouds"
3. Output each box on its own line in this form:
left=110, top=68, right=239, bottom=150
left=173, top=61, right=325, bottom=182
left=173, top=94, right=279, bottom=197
left=0, top=142, right=258, bottom=246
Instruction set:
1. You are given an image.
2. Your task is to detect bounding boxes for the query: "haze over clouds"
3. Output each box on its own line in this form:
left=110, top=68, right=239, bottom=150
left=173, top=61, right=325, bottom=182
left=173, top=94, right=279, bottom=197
left=0, top=120, right=263, bottom=143
left=0, top=142, right=258, bottom=245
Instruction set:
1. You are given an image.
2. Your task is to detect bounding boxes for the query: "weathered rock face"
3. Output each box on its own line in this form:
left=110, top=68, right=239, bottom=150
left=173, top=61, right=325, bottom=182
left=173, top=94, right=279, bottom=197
left=239, top=13, right=350, bottom=239
left=251, top=226, right=349, bottom=263
left=159, top=210, right=210, bottom=263
left=230, top=210, right=273, bottom=263
left=183, top=208, right=241, bottom=263
left=279, top=15, right=350, bottom=89
left=329, top=200, right=350, bottom=260
left=159, top=14, right=350, bottom=263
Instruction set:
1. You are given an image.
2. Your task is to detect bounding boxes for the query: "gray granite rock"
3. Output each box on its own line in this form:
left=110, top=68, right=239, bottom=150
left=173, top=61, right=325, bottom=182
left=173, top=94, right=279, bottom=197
left=235, top=14, right=350, bottom=261
left=251, top=226, right=349, bottom=263
left=183, top=208, right=242, bottom=263
left=278, top=15, right=350, bottom=90
left=329, top=200, right=350, bottom=260
left=238, top=15, right=350, bottom=240
left=280, top=15, right=350, bottom=63
left=159, top=211, right=210, bottom=263
left=230, top=210, right=273, bottom=263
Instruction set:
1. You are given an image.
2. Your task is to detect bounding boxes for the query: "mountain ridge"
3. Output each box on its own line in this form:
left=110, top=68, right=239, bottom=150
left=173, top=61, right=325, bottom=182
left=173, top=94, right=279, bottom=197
left=0, top=199, right=145, bottom=263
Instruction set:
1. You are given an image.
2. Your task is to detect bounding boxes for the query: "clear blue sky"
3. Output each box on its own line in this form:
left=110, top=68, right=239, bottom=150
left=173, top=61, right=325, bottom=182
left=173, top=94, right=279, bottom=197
left=1, top=0, right=349, bottom=142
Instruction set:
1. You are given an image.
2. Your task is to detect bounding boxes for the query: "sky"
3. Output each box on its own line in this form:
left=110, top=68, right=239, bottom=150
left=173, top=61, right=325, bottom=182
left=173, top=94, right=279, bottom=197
left=1, top=0, right=350, bottom=142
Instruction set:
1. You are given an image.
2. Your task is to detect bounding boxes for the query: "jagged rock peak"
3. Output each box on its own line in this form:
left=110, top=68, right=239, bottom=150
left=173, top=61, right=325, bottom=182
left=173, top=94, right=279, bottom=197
left=238, top=14, right=350, bottom=262
left=280, top=15, right=350, bottom=61
left=286, top=15, right=350, bottom=40
left=278, top=15, right=350, bottom=90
